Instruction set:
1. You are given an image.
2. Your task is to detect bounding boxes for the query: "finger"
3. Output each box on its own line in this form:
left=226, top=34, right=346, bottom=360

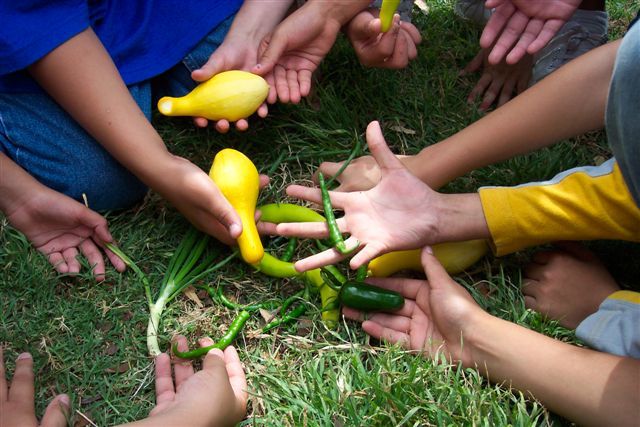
left=223, top=346, right=248, bottom=412
left=523, top=261, right=545, bottom=281
left=349, top=241, right=383, bottom=270
left=488, top=12, right=529, bottom=65
left=274, top=65, right=290, bottom=103
left=361, top=320, right=410, bottom=347
left=531, top=250, right=555, bottom=265
left=40, top=394, right=70, bottom=427
left=194, top=117, right=209, bottom=128
left=365, top=121, right=404, bottom=173
left=286, top=69, right=301, bottom=104
left=172, top=336, right=195, bottom=387
left=234, top=119, right=249, bottom=132
left=205, top=183, right=242, bottom=239
left=479, top=3, right=514, bottom=50
left=257, top=102, right=269, bottom=118
left=191, top=54, right=226, bottom=82
left=62, top=247, right=81, bottom=274
left=405, top=33, right=418, bottom=60
left=467, top=72, right=492, bottom=103
left=47, top=252, right=68, bottom=273
left=479, top=76, right=504, bottom=111
left=259, top=174, right=270, bottom=189
left=376, top=21, right=401, bottom=60
left=497, top=75, right=516, bottom=107
left=8, top=353, right=35, bottom=409
left=0, top=348, right=6, bottom=401
left=527, top=20, right=564, bottom=55
left=275, top=221, right=331, bottom=239
left=523, top=295, right=537, bottom=311
left=215, top=120, right=231, bottom=134
left=257, top=221, right=279, bottom=236
left=505, top=19, right=542, bottom=65
left=298, top=70, right=313, bottom=98
left=293, top=249, right=348, bottom=273
left=285, top=184, right=349, bottom=208
left=79, top=239, right=106, bottom=281
left=400, top=22, right=422, bottom=44
left=421, top=247, right=454, bottom=289
left=364, top=312, right=412, bottom=332
left=265, top=73, right=278, bottom=104
left=102, top=244, right=126, bottom=273
left=154, top=353, right=175, bottom=406
left=202, top=348, right=225, bottom=371
left=254, top=32, right=287, bottom=76
left=384, top=29, right=409, bottom=69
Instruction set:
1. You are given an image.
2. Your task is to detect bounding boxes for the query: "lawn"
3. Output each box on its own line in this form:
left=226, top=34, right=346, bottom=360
left=1, top=1, right=637, bottom=425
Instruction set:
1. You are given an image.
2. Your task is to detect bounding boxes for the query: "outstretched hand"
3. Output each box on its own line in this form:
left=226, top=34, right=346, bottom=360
left=342, top=247, right=483, bottom=366
left=5, top=186, right=125, bottom=281
left=266, top=121, right=444, bottom=271
left=480, top=0, right=581, bottom=64
left=140, top=336, right=247, bottom=427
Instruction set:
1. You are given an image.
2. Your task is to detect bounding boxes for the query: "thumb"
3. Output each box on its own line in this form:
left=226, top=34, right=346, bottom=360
left=253, top=32, right=286, bottom=76
left=40, top=394, right=70, bottom=427
left=192, top=53, right=227, bottom=82
left=365, top=121, right=404, bottom=173
left=421, top=246, right=452, bottom=287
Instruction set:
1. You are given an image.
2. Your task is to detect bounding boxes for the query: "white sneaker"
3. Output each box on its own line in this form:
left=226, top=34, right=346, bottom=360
left=532, top=9, right=608, bottom=84
left=454, top=0, right=492, bottom=26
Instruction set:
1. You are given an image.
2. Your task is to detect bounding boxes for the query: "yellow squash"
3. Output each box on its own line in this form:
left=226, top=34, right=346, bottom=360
left=158, top=70, right=269, bottom=121
left=379, top=0, right=401, bottom=32
left=209, top=149, right=264, bottom=265
left=368, top=240, right=489, bottom=277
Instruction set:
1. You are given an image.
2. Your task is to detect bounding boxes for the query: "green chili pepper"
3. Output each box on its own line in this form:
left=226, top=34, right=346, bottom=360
left=263, top=289, right=310, bottom=333
left=204, top=286, right=277, bottom=312
left=172, top=310, right=251, bottom=359
left=318, top=172, right=357, bottom=255
left=325, top=136, right=362, bottom=187
left=339, top=281, right=404, bottom=312
left=281, top=238, right=297, bottom=262
left=355, top=264, right=368, bottom=282
left=258, top=203, right=325, bottom=224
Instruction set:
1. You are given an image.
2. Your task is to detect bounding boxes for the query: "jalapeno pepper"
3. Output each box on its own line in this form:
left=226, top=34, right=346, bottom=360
left=339, top=281, right=404, bottom=312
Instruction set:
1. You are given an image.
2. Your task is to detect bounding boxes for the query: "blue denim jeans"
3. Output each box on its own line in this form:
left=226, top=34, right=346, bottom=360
left=606, top=19, right=640, bottom=206
left=0, top=16, right=233, bottom=211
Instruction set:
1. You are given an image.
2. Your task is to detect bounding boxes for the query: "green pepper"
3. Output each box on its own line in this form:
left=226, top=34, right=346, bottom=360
left=339, top=281, right=404, bottom=312
left=258, top=203, right=325, bottom=224
left=172, top=310, right=251, bottom=359
left=318, top=172, right=357, bottom=255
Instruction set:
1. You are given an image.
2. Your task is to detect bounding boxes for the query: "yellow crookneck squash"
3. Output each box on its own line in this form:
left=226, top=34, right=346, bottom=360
left=209, top=149, right=264, bottom=265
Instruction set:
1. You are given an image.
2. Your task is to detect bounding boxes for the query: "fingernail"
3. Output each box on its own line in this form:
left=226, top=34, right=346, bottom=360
left=59, top=394, right=70, bottom=407
left=229, top=223, right=242, bottom=237
left=425, top=246, right=433, bottom=255
left=208, top=348, right=224, bottom=358
left=17, top=352, right=32, bottom=360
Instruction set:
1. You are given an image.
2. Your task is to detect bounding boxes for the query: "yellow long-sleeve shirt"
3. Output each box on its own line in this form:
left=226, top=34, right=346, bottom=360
left=479, top=159, right=640, bottom=256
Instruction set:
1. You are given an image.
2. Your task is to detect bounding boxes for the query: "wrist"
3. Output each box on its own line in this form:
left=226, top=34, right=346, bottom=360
left=307, top=0, right=371, bottom=26
left=432, top=193, right=490, bottom=243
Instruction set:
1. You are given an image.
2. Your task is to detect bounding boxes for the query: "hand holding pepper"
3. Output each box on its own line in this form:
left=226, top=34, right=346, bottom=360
left=270, top=120, right=490, bottom=272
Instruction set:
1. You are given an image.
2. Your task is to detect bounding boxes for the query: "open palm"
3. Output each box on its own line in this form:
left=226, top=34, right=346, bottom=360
left=274, top=121, right=444, bottom=271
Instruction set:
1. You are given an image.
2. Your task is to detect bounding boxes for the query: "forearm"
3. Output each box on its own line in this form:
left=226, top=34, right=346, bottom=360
left=27, top=28, right=172, bottom=190
left=433, top=193, right=491, bottom=243
left=467, top=314, right=640, bottom=426
left=408, top=39, right=621, bottom=189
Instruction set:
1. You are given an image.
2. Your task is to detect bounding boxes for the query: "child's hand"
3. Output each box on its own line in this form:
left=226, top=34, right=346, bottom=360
left=270, top=121, right=444, bottom=271
left=342, top=247, right=484, bottom=366
left=139, top=337, right=247, bottom=427
left=5, top=185, right=126, bottom=281
left=345, top=11, right=421, bottom=69
left=0, top=349, right=70, bottom=427
left=190, top=32, right=268, bottom=133
left=463, top=47, right=532, bottom=111
left=158, top=156, right=269, bottom=245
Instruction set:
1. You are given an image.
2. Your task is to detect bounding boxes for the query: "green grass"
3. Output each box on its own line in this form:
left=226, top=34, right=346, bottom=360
left=1, top=1, right=637, bottom=425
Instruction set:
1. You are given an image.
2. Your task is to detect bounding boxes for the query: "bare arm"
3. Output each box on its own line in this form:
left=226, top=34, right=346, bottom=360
left=27, top=28, right=243, bottom=242
left=409, top=39, right=621, bottom=189
left=468, top=313, right=640, bottom=426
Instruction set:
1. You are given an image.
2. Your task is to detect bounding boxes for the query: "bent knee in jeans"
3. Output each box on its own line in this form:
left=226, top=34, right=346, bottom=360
left=0, top=89, right=150, bottom=211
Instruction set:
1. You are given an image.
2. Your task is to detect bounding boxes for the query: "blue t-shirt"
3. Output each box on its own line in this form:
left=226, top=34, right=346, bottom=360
left=0, top=0, right=243, bottom=93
